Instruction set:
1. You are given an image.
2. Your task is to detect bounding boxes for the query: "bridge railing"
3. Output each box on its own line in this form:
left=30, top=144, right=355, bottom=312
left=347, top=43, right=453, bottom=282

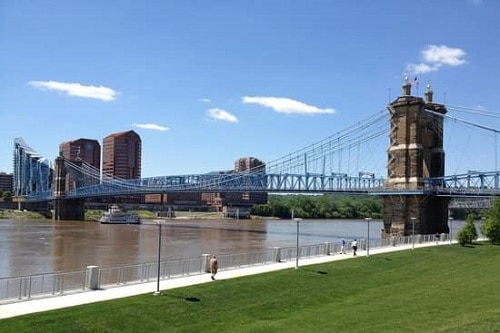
left=424, top=171, right=500, bottom=196
left=0, top=234, right=450, bottom=304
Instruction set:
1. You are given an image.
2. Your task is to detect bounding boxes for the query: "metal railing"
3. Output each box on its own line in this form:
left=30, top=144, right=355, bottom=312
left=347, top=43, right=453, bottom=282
left=0, top=233, right=450, bottom=304
left=0, top=270, right=86, bottom=302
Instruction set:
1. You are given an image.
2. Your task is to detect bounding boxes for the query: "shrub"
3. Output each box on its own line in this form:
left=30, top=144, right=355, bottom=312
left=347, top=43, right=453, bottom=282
left=482, top=199, right=500, bottom=244
left=482, top=217, right=500, bottom=244
left=457, top=214, right=478, bottom=246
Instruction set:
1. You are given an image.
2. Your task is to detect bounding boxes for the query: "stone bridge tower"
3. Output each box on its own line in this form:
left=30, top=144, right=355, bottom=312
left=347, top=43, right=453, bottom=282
left=53, top=156, right=85, bottom=220
left=382, top=78, right=450, bottom=237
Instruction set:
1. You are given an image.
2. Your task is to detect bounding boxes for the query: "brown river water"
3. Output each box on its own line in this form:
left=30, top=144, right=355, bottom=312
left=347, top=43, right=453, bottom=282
left=1, top=217, right=421, bottom=278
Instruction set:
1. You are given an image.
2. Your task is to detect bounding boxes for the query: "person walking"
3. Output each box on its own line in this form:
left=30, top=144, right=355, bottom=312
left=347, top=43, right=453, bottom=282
left=351, top=239, right=358, bottom=256
left=435, top=232, right=440, bottom=244
left=209, top=255, right=218, bottom=280
left=341, top=239, right=346, bottom=254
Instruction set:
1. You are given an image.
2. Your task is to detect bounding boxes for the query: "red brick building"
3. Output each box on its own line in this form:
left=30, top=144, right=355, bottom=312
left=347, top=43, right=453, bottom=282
left=59, top=138, right=101, bottom=191
left=102, top=130, right=141, bottom=179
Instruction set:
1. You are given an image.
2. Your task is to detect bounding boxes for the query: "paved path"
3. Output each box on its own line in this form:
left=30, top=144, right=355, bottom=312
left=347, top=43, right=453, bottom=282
left=0, top=241, right=451, bottom=319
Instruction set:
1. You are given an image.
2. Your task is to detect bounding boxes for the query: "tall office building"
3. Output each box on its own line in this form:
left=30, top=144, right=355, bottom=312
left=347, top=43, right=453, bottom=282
left=59, top=139, right=101, bottom=191
left=59, top=139, right=101, bottom=168
left=102, top=130, right=141, bottom=179
left=13, top=138, right=53, bottom=196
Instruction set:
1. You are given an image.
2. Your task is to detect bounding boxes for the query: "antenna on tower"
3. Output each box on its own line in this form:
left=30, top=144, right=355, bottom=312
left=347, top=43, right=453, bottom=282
left=412, top=76, right=419, bottom=96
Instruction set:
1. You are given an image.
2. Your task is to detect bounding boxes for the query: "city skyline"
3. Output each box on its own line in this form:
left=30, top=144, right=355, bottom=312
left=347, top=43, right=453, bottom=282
left=1, top=0, right=499, bottom=178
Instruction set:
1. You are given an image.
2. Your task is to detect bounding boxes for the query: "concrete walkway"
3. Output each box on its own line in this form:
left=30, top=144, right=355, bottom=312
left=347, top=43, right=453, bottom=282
left=0, top=241, right=451, bottom=320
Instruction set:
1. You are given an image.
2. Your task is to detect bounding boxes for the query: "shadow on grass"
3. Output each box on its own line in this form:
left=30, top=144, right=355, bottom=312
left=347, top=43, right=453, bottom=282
left=185, top=297, right=200, bottom=302
left=162, top=293, right=201, bottom=302
left=300, top=268, right=329, bottom=275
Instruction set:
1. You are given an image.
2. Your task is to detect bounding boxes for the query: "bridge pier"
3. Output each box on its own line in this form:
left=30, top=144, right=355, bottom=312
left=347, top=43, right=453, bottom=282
left=52, top=155, right=86, bottom=220
left=53, top=198, right=85, bottom=220
left=383, top=79, right=450, bottom=237
left=382, top=195, right=450, bottom=237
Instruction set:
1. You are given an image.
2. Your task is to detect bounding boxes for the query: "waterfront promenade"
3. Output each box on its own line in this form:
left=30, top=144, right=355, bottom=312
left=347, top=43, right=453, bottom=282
left=0, top=240, right=452, bottom=320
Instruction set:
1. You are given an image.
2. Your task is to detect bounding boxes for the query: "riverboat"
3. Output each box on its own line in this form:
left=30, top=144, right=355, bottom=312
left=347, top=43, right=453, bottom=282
left=99, top=205, right=141, bottom=224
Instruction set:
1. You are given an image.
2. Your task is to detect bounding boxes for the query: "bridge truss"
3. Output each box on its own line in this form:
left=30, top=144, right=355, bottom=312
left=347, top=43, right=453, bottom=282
left=26, top=164, right=500, bottom=201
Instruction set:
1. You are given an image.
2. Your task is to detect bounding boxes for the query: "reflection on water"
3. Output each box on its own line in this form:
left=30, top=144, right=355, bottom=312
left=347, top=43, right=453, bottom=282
left=0, top=217, right=465, bottom=278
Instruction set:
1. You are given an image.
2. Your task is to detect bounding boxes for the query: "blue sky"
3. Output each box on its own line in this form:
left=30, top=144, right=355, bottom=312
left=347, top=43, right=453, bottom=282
left=1, top=0, right=499, bottom=177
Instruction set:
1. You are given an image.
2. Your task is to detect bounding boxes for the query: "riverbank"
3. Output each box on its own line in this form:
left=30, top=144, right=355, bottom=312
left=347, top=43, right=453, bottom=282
left=0, top=209, right=46, bottom=220
left=0, top=208, right=276, bottom=222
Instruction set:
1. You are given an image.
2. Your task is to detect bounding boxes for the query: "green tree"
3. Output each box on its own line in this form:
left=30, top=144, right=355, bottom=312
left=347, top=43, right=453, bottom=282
left=251, top=204, right=272, bottom=217
left=2, top=191, right=12, bottom=202
left=273, top=201, right=292, bottom=218
left=482, top=198, right=500, bottom=244
left=457, top=213, right=478, bottom=246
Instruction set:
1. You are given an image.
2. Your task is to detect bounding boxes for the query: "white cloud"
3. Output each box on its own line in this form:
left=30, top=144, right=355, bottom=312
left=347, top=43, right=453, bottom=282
left=406, top=63, right=440, bottom=74
left=133, top=123, right=169, bottom=131
left=206, top=108, right=239, bottom=123
left=242, top=96, right=335, bottom=115
left=199, top=98, right=212, bottom=103
left=28, top=80, right=119, bottom=101
left=422, top=45, right=467, bottom=66
left=406, top=44, right=467, bottom=75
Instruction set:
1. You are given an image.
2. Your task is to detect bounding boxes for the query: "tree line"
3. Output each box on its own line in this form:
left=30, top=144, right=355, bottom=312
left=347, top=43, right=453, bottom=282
left=251, top=194, right=383, bottom=219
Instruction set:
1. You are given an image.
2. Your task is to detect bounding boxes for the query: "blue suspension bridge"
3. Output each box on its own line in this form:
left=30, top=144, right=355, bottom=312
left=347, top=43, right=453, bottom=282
left=10, top=82, right=500, bottom=234
left=14, top=93, right=500, bottom=200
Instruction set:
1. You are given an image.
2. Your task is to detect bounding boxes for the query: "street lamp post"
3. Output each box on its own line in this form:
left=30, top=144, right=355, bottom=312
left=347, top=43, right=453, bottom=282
left=154, top=222, right=162, bottom=296
left=365, top=217, right=372, bottom=257
left=481, top=217, right=486, bottom=239
left=410, top=217, right=416, bottom=250
left=448, top=217, right=453, bottom=245
left=294, top=218, right=302, bottom=269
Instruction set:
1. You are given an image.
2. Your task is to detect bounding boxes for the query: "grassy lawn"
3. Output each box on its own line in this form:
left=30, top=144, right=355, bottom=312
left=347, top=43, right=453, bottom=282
left=2, top=244, right=500, bottom=332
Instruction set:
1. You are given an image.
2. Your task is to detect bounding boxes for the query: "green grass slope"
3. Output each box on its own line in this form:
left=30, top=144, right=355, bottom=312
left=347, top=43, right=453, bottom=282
left=2, top=244, right=499, bottom=332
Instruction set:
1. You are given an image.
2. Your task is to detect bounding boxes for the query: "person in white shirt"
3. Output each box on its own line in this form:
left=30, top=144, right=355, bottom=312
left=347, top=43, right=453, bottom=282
left=351, top=239, right=358, bottom=256
left=209, top=255, right=218, bottom=280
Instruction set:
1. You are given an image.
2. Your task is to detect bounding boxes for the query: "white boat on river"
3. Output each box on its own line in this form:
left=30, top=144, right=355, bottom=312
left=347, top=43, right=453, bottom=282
left=99, top=205, right=141, bottom=224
